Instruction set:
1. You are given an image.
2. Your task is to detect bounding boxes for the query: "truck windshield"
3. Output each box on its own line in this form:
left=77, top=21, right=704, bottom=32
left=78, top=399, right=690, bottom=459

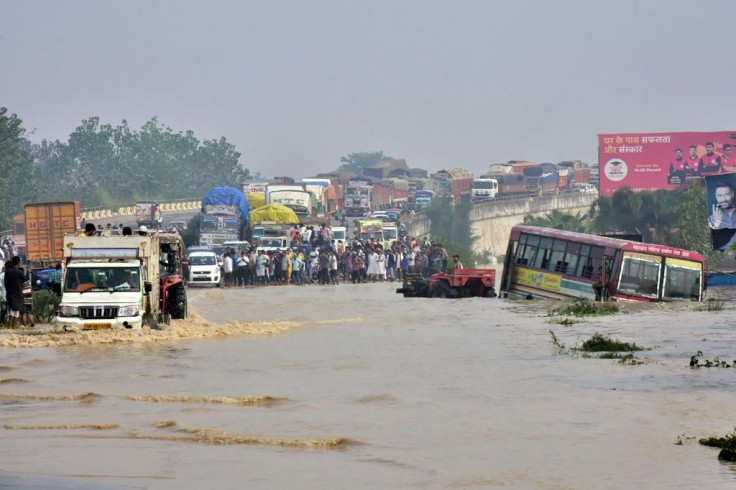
left=383, top=228, right=397, bottom=240
left=201, top=218, right=218, bottom=232
left=65, top=267, right=140, bottom=292
left=223, top=218, right=240, bottom=231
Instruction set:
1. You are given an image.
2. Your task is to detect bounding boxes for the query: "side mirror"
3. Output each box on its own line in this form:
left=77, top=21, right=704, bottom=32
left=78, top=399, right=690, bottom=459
left=144, top=281, right=152, bottom=293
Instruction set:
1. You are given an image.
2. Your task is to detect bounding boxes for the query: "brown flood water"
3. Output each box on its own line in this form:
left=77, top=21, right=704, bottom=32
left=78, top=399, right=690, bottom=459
left=1, top=276, right=736, bottom=489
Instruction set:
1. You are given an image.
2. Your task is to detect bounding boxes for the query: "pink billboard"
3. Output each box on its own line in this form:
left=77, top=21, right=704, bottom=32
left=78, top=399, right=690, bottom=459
left=598, top=131, right=736, bottom=197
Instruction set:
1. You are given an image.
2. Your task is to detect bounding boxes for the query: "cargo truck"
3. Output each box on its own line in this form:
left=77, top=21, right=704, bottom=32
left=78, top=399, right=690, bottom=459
left=55, top=232, right=187, bottom=330
left=24, top=201, right=81, bottom=270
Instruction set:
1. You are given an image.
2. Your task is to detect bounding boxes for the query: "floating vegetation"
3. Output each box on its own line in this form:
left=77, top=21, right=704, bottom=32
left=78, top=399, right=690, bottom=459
left=675, top=434, right=696, bottom=445
left=699, top=428, right=736, bottom=461
left=694, top=298, right=726, bottom=312
left=689, top=351, right=736, bottom=368
left=575, top=333, right=646, bottom=352
left=549, top=331, right=648, bottom=364
left=551, top=318, right=576, bottom=326
left=548, top=297, right=619, bottom=318
left=598, top=352, right=646, bottom=365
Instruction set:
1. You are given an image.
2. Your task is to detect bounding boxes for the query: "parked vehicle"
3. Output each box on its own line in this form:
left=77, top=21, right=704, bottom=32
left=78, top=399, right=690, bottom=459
left=266, top=184, right=321, bottom=220
left=166, top=220, right=188, bottom=231
left=499, top=225, right=704, bottom=302
left=12, top=213, right=26, bottom=258
left=414, top=190, right=436, bottom=211
left=187, top=248, right=221, bottom=287
left=573, top=183, right=597, bottom=194
left=472, top=178, right=499, bottom=201
left=332, top=226, right=347, bottom=243
left=345, top=182, right=373, bottom=217
left=56, top=231, right=187, bottom=330
left=24, top=201, right=81, bottom=272
left=397, top=269, right=497, bottom=298
left=135, top=200, right=163, bottom=229
left=200, top=187, right=250, bottom=247
left=431, top=168, right=474, bottom=204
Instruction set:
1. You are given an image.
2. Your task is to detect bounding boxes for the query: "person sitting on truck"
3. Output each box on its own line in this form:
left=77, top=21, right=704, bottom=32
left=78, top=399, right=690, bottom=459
left=122, top=226, right=133, bottom=236
left=138, top=225, right=148, bottom=236
left=82, top=223, right=96, bottom=236
left=452, top=255, right=464, bottom=270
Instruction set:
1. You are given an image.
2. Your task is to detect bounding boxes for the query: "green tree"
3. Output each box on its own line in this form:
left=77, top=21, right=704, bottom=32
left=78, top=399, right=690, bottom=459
left=425, top=195, right=485, bottom=265
left=670, top=181, right=722, bottom=267
left=522, top=209, right=592, bottom=233
left=0, top=108, right=37, bottom=229
left=30, top=116, right=251, bottom=209
left=338, top=151, right=390, bottom=175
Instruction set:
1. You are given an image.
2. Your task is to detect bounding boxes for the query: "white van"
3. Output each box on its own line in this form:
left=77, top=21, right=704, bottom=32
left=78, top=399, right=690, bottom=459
left=332, top=226, right=347, bottom=242
left=573, top=183, right=597, bottom=194
left=222, top=240, right=251, bottom=252
left=187, top=249, right=221, bottom=287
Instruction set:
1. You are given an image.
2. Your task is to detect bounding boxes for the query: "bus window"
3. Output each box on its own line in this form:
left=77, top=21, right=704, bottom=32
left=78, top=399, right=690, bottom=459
left=549, top=239, right=567, bottom=272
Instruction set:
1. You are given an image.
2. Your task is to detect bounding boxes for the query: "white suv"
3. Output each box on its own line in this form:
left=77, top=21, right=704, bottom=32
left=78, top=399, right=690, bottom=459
left=187, top=250, right=221, bottom=287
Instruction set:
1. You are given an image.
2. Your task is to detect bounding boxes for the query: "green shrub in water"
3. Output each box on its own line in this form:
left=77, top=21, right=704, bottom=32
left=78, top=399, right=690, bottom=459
left=32, top=290, right=60, bottom=324
left=699, top=428, right=736, bottom=461
left=575, top=333, right=646, bottom=352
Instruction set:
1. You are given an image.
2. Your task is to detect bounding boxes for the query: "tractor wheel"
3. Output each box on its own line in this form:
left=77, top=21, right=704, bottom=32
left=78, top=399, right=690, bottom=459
left=166, top=284, right=188, bottom=319
left=430, top=281, right=458, bottom=298
left=484, top=287, right=498, bottom=298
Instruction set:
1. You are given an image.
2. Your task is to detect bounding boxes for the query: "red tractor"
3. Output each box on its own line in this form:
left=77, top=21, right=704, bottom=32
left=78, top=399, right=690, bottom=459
left=397, top=269, right=497, bottom=298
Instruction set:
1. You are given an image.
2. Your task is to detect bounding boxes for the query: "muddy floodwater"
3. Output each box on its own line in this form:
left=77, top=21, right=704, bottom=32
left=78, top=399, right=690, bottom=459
left=1, top=277, right=736, bottom=489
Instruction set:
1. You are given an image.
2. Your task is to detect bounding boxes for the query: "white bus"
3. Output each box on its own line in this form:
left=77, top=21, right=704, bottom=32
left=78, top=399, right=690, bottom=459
left=472, top=178, right=498, bottom=200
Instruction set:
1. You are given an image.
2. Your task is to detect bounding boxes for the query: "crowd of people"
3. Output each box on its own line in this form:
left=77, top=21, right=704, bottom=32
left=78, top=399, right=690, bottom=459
left=204, top=223, right=457, bottom=288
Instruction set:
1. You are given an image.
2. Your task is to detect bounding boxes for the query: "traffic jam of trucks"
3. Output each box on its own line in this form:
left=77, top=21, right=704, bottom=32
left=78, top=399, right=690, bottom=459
left=3, top=159, right=594, bottom=330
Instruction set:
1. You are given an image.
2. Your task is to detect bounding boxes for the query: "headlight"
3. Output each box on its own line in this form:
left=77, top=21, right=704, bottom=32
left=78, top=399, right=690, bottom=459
left=58, top=305, right=79, bottom=317
left=118, top=305, right=140, bottom=317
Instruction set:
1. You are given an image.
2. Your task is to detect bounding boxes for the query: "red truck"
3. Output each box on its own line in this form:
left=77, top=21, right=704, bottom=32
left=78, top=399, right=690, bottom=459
left=397, top=268, right=497, bottom=298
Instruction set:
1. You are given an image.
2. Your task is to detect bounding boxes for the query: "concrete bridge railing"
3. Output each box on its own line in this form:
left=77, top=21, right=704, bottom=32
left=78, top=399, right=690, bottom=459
left=80, top=200, right=202, bottom=222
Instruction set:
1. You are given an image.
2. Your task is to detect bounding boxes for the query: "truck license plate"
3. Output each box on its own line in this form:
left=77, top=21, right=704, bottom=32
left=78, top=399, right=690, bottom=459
left=83, top=323, right=112, bottom=331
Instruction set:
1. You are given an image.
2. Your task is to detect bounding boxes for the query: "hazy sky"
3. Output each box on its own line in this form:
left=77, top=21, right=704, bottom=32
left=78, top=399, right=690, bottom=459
left=2, top=0, right=735, bottom=179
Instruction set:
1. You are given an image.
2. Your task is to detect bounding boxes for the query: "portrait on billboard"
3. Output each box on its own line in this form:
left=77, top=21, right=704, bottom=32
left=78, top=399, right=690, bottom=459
left=706, top=173, right=736, bottom=250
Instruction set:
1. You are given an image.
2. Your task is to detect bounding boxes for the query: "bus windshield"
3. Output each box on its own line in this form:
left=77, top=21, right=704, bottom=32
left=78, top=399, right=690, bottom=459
left=616, top=252, right=661, bottom=299
left=663, top=258, right=702, bottom=300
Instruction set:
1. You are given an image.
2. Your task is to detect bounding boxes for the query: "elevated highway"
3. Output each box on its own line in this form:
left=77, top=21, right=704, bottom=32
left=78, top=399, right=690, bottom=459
left=402, top=193, right=597, bottom=258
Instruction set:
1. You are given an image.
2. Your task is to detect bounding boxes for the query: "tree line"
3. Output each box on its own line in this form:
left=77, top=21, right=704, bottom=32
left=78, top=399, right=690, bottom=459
left=0, top=107, right=251, bottom=230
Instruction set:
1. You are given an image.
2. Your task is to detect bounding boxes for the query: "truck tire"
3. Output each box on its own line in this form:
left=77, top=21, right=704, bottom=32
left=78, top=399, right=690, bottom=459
left=167, top=284, right=188, bottom=319
left=430, top=281, right=458, bottom=298
left=484, top=287, right=497, bottom=298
